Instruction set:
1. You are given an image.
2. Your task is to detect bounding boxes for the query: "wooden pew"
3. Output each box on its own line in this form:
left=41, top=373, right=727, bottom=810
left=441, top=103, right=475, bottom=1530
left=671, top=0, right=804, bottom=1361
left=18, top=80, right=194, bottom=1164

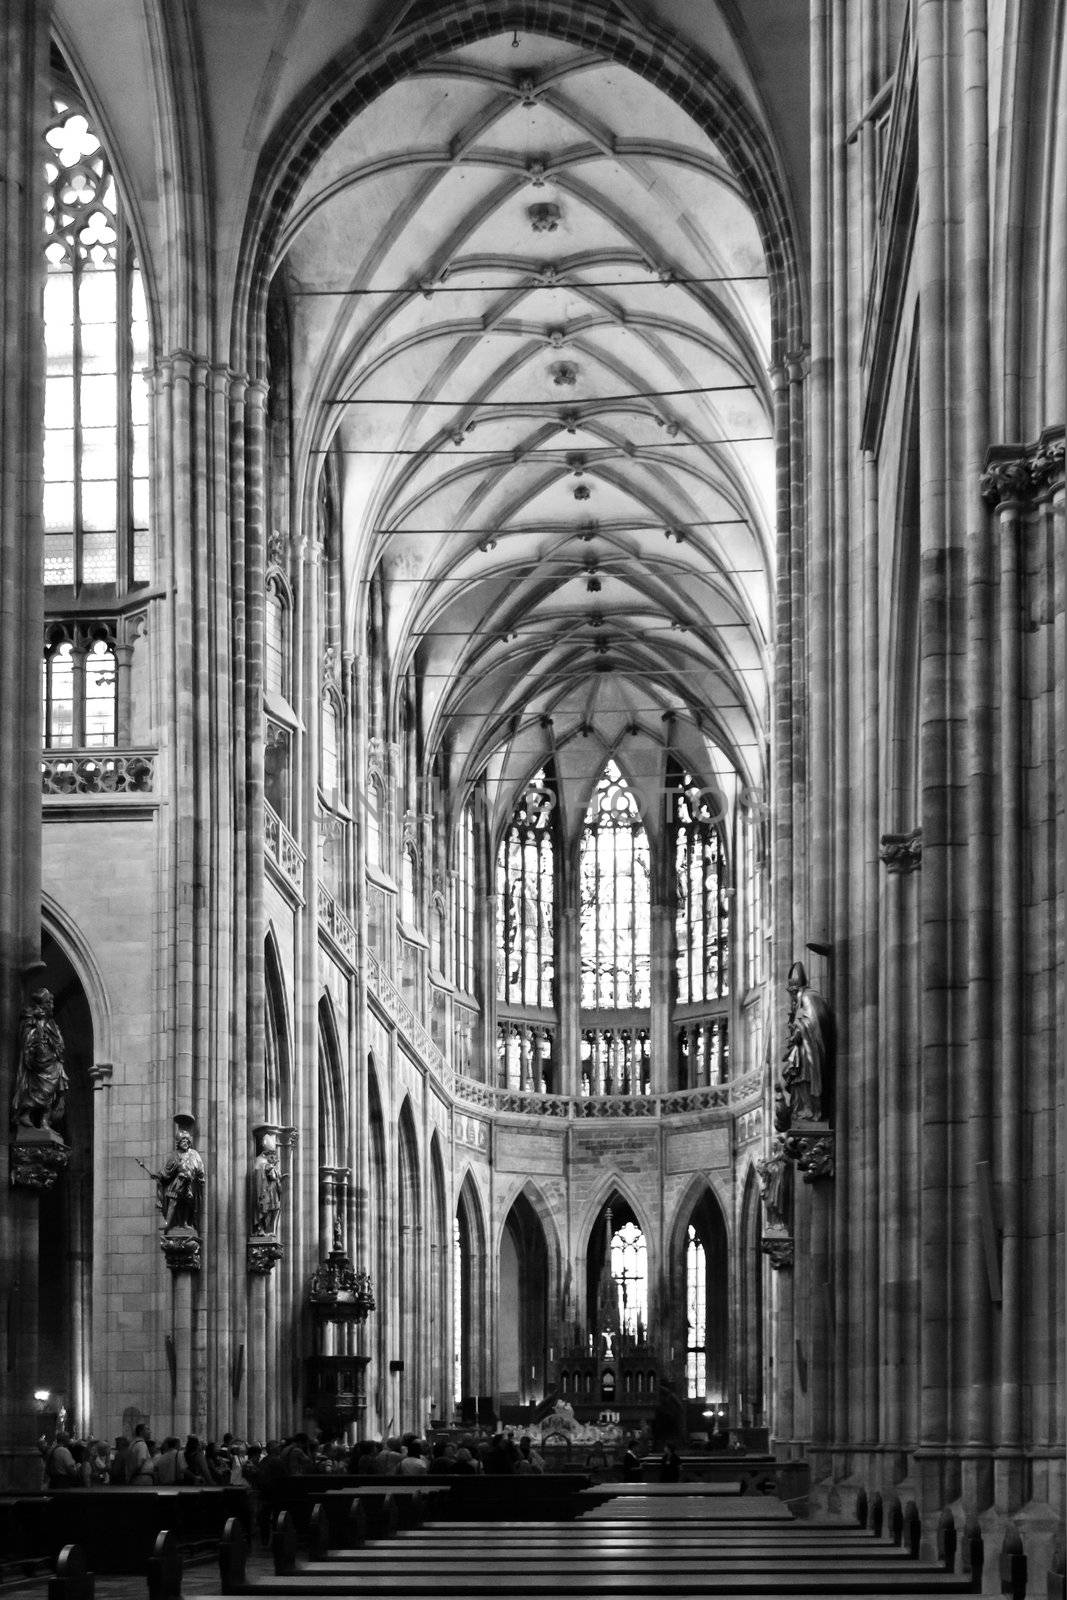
left=211, top=1495, right=980, bottom=1598
left=38, top=1486, right=250, bottom=1573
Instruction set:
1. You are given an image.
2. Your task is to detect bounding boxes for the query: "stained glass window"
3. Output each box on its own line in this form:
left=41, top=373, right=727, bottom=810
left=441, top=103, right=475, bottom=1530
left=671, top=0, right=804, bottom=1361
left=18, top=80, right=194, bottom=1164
left=674, top=775, right=730, bottom=1002
left=321, top=690, right=342, bottom=800
left=610, top=1220, right=647, bottom=1338
left=686, top=1224, right=707, bottom=1398
left=265, top=575, right=290, bottom=700
left=497, top=774, right=555, bottom=1007
left=401, top=843, right=419, bottom=926
left=580, top=762, right=650, bottom=1008
left=42, top=624, right=116, bottom=748
left=453, top=1216, right=464, bottom=1409
left=44, top=62, right=150, bottom=591
left=743, top=804, right=765, bottom=991
left=454, top=800, right=476, bottom=992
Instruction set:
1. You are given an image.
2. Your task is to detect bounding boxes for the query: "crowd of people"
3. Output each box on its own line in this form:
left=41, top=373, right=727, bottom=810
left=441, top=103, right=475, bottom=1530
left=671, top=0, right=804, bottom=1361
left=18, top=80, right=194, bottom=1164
left=37, top=1423, right=553, bottom=1493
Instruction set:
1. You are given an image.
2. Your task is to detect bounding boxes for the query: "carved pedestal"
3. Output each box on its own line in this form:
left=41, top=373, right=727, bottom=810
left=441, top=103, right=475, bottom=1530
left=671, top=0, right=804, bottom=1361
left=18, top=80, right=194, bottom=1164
left=160, top=1226, right=201, bottom=1272
left=783, top=1124, right=835, bottom=1181
left=9, top=1126, right=70, bottom=1190
left=760, top=1225, right=794, bottom=1269
left=247, top=1234, right=283, bottom=1275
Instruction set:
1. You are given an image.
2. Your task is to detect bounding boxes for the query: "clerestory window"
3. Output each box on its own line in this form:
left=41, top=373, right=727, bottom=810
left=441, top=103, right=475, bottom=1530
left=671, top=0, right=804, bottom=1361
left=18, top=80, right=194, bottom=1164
left=43, top=53, right=150, bottom=594
left=497, top=772, right=555, bottom=1007
left=580, top=762, right=650, bottom=1009
left=674, top=774, right=730, bottom=1002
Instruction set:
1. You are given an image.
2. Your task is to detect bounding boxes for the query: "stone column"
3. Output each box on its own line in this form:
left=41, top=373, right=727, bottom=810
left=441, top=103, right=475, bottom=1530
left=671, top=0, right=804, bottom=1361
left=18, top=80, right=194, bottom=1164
left=0, top=0, right=50, bottom=1486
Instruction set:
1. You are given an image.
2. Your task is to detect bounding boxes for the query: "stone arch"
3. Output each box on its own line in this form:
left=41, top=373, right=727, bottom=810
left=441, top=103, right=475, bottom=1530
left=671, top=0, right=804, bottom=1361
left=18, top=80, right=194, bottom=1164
left=738, top=1161, right=764, bottom=1427
left=664, top=1178, right=730, bottom=1415
left=366, top=1056, right=389, bottom=1429
left=35, top=906, right=103, bottom=1435
left=580, top=1179, right=655, bottom=1345
left=263, top=926, right=292, bottom=1124
left=41, top=893, right=113, bottom=1068
left=427, top=1130, right=450, bottom=1423
left=396, top=1095, right=422, bottom=1428
left=454, top=1166, right=489, bottom=1408
left=498, top=1183, right=555, bottom=1407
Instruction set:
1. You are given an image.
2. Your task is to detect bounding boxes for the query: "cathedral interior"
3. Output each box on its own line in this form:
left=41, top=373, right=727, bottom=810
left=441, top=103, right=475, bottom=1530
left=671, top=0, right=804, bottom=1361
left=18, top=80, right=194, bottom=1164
left=0, top=0, right=1064, bottom=1581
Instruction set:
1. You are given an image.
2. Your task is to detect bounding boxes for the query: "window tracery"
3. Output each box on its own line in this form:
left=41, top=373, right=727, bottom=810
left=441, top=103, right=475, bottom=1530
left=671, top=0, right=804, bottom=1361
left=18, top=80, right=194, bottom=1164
left=454, top=799, right=476, bottom=994
left=674, top=775, right=729, bottom=1003
left=42, top=622, right=117, bottom=748
left=580, top=762, right=650, bottom=1009
left=609, top=1219, right=647, bottom=1338
left=686, top=1223, right=707, bottom=1398
left=43, top=60, right=149, bottom=592
left=497, top=774, right=555, bottom=1007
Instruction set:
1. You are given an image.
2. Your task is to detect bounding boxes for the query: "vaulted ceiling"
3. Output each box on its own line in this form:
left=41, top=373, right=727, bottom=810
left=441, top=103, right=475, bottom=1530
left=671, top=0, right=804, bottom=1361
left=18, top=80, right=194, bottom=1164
left=280, top=28, right=779, bottom=838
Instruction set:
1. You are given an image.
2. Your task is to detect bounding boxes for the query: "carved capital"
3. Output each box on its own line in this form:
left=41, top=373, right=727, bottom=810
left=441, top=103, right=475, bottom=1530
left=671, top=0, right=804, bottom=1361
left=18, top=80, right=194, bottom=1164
left=247, top=1237, right=283, bottom=1276
left=879, top=827, right=922, bottom=873
left=160, top=1228, right=201, bottom=1272
left=980, top=428, right=1065, bottom=509
left=87, top=1062, right=114, bottom=1090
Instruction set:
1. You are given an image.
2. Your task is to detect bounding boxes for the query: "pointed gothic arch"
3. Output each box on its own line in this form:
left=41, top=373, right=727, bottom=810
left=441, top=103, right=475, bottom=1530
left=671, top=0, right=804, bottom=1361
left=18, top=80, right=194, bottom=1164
left=366, top=1056, right=389, bottom=1430
left=427, top=1132, right=449, bottom=1423
left=498, top=1186, right=554, bottom=1406
left=396, top=1096, right=421, bottom=1429
left=738, top=1162, right=765, bottom=1427
left=583, top=1185, right=654, bottom=1346
left=263, top=928, right=292, bottom=1124
left=454, top=1168, right=488, bottom=1414
left=667, top=1181, right=730, bottom=1408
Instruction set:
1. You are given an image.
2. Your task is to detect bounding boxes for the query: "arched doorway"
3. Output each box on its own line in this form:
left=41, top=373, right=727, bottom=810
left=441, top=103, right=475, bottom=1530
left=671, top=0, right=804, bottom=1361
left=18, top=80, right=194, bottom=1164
left=499, top=1191, right=550, bottom=1408
left=36, top=930, right=95, bottom=1437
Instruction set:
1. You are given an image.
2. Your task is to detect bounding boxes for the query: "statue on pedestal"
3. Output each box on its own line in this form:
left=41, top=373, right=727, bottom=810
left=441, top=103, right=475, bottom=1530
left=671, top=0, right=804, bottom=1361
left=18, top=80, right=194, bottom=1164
left=145, top=1117, right=204, bottom=1270
left=10, top=988, right=71, bottom=1190
left=248, top=1129, right=285, bottom=1274
left=779, top=962, right=832, bottom=1125
left=251, top=1132, right=284, bottom=1236
left=755, top=1139, right=790, bottom=1230
left=13, top=988, right=68, bottom=1133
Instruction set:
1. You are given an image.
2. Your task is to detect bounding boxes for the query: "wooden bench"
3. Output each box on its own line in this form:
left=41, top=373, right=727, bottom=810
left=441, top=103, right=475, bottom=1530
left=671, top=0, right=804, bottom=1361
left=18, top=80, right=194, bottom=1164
left=37, top=1486, right=251, bottom=1572
left=212, top=1498, right=979, bottom=1598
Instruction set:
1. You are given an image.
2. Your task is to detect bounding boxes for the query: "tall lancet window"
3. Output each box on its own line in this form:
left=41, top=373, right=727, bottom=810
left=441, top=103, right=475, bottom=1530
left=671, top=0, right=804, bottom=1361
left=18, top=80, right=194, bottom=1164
left=497, top=773, right=555, bottom=1007
left=610, top=1219, right=648, bottom=1339
left=43, top=58, right=150, bottom=591
left=686, top=1223, right=707, bottom=1398
left=580, top=761, right=651, bottom=1008
left=454, top=798, right=476, bottom=992
left=674, top=774, right=730, bottom=1002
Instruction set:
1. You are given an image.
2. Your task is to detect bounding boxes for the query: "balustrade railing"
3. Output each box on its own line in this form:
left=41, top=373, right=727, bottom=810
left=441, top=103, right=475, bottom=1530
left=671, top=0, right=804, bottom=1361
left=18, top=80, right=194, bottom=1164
left=317, top=883, right=356, bottom=965
left=451, top=1069, right=761, bottom=1119
left=42, top=749, right=155, bottom=795
left=366, top=949, right=445, bottom=1077
left=264, top=803, right=304, bottom=891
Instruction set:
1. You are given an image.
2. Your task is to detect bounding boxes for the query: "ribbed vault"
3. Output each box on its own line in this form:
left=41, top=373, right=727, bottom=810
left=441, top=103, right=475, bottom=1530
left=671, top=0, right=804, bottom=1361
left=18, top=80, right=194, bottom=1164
left=276, top=25, right=780, bottom=833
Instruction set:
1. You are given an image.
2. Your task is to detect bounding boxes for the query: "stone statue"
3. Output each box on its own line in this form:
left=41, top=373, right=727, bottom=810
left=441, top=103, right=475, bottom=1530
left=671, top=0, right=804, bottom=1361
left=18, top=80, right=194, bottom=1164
left=12, top=988, right=68, bottom=1133
left=780, top=962, right=832, bottom=1123
left=251, top=1133, right=284, bottom=1236
left=154, top=1128, right=205, bottom=1234
left=755, top=1139, right=789, bottom=1229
